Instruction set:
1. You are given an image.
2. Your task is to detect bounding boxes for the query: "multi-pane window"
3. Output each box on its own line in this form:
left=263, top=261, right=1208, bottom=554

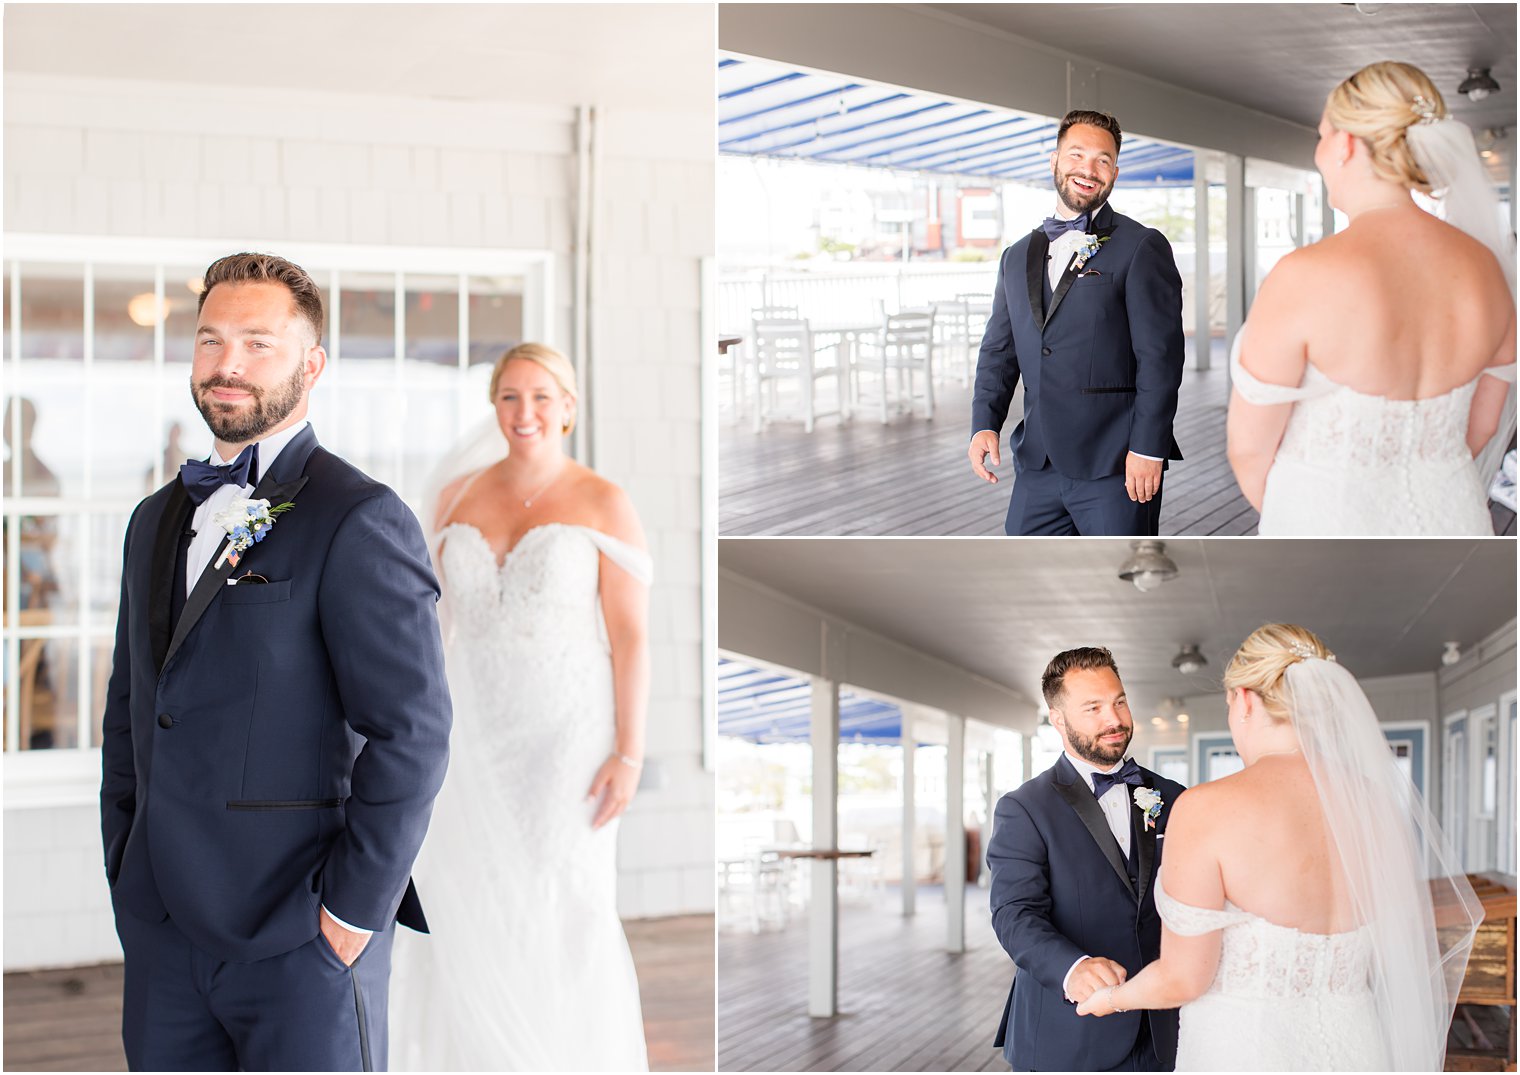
left=3, top=237, right=551, bottom=762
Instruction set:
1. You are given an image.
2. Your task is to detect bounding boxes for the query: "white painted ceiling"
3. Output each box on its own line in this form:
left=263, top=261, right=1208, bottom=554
left=3, top=4, right=712, bottom=112
left=928, top=3, right=1516, bottom=134
left=719, top=538, right=1516, bottom=720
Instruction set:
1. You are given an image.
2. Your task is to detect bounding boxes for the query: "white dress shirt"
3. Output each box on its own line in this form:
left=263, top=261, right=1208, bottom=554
left=182, top=420, right=368, bottom=938
left=1060, top=750, right=1137, bottom=999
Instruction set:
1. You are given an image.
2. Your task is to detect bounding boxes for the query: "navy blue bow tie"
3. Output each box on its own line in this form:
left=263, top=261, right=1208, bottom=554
left=179, top=444, right=258, bottom=505
left=1091, top=757, right=1143, bottom=799
left=1041, top=212, right=1091, bottom=241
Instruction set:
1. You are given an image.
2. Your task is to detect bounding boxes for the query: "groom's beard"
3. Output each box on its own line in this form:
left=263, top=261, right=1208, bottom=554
left=1067, top=724, right=1132, bottom=767
left=193, top=365, right=305, bottom=444
left=1053, top=164, right=1113, bottom=217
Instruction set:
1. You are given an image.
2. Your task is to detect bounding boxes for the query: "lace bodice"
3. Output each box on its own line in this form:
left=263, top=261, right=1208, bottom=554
left=438, top=522, right=652, bottom=651
left=1230, top=330, right=1515, bottom=470
left=1230, top=328, right=1512, bottom=534
left=1155, top=869, right=1372, bottom=1000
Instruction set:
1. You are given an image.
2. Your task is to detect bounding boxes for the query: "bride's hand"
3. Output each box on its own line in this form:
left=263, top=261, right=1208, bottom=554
left=587, top=754, right=641, bottom=829
left=1076, top=986, right=1118, bottom=1018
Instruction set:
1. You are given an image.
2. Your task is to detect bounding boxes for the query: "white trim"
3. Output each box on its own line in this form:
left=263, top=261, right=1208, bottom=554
left=1442, top=709, right=1470, bottom=865
left=3, top=749, right=103, bottom=809
left=700, top=255, right=717, bottom=773
left=1501, top=691, right=1517, bottom=875
left=1148, top=745, right=1189, bottom=785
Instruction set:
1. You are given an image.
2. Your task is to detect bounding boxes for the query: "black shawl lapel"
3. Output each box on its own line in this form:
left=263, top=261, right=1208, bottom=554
left=1025, top=230, right=1050, bottom=326
left=1042, top=255, right=1082, bottom=330
left=1135, top=769, right=1158, bottom=908
left=1052, top=755, right=1136, bottom=899
left=149, top=481, right=192, bottom=672
left=161, top=426, right=318, bottom=671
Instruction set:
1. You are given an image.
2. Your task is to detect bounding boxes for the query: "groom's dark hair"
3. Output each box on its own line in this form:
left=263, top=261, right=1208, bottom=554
left=1042, top=646, right=1120, bottom=707
left=1057, top=110, right=1123, bottom=155
left=198, top=252, right=325, bottom=345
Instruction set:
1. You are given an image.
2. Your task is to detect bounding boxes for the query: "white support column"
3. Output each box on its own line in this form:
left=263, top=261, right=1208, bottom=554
left=946, top=714, right=966, bottom=954
left=1320, top=178, right=1336, bottom=241
left=1192, top=159, right=1211, bottom=371
left=1242, top=186, right=1258, bottom=312
left=1022, top=733, right=1034, bottom=784
left=809, top=625, right=843, bottom=1019
left=1292, top=192, right=1306, bottom=249
left=902, top=728, right=916, bottom=917
left=1225, top=154, right=1247, bottom=348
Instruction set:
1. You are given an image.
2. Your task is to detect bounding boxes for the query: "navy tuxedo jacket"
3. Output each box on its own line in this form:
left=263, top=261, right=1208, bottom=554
left=971, top=202, right=1186, bottom=481
left=987, top=754, right=1187, bottom=1071
left=100, top=425, right=452, bottom=963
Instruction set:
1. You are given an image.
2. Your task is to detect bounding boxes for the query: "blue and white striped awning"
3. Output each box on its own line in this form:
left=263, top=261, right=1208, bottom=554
left=719, top=57, right=1197, bottom=186
left=719, top=657, right=905, bottom=743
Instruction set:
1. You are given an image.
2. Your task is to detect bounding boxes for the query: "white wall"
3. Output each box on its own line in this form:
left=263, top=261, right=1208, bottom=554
left=3, top=71, right=713, bottom=969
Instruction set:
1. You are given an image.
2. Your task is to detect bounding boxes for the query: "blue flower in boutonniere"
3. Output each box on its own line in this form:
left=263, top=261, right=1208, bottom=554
left=212, top=497, right=294, bottom=569
left=1133, top=785, right=1163, bottom=831
left=1072, top=233, right=1111, bottom=274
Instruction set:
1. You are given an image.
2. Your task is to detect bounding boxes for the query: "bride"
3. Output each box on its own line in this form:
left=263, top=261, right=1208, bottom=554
left=1227, top=61, right=1516, bottom=535
left=1076, top=624, right=1481, bottom=1071
left=390, top=342, right=652, bottom=1071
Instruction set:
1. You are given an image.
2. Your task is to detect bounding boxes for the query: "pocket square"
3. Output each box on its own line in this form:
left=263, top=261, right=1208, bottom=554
left=228, top=572, right=269, bottom=586
left=1078, top=269, right=1102, bottom=278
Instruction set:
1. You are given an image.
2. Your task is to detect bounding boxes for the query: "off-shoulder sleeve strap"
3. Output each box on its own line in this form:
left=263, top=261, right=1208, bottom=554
left=578, top=527, right=654, bottom=586
left=1155, top=868, right=1251, bottom=936
left=1482, top=363, right=1517, bottom=383
left=1229, top=325, right=1332, bottom=405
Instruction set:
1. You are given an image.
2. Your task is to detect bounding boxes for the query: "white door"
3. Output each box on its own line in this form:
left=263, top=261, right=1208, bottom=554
left=1443, top=712, right=1469, bottom=869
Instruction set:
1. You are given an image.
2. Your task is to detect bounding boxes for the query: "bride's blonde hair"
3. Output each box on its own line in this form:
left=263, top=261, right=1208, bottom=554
left=488, top=342, right=579, bottom=435
left=1325, top=61, right=1447, bottom=194
left=1222, top=624, right=1334, bottom=723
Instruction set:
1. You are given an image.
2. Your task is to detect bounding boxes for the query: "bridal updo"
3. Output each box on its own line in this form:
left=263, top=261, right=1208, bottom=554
left=488, top=342, right=579, bottom=435
left=1222, top=624, right=1334, bottom=723
left=1325, top=61, right=1447, bottom=194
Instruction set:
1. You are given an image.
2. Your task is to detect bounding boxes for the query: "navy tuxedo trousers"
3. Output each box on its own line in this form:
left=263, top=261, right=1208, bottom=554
left=117, top=907, right=395, bottom=1072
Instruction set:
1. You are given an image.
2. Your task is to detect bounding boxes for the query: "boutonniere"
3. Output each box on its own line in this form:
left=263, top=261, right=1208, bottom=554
left=1133, top=786, right=1163, bottom=831
left=213, top=497, right=295, bottom=569
left=1072, top=233, right=1111, bottom=273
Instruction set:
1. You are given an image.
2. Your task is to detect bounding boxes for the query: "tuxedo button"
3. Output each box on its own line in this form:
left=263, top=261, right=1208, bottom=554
left=1041, top=347, right=1052, bottom=356
left=157, top=714, right=172, bottom=729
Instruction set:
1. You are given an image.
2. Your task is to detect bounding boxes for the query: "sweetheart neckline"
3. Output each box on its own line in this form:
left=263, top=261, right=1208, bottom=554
left=438, top=521, right=598, bottom=571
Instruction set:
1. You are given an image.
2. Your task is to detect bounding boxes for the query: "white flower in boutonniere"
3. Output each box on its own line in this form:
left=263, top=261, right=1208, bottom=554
left=212, top=497, right=295, bottom=570
left=1133, top=786, right=1163, bottom=831
left=1072, top=233, right=1111, bottom=274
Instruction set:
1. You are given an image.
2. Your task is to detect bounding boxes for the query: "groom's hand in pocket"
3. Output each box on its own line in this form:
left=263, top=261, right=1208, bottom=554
left=969, top=430, right=1002, bottom=484
left=319, top=905, right=371, bottom=967
left=1065, top=956, right=1128, bottom=1004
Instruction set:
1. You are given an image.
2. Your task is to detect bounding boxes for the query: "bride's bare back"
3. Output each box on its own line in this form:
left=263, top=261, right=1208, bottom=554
left=1190, top=754, right=1359, bottom=934
left=1261, top=205, right=1513, bottom=399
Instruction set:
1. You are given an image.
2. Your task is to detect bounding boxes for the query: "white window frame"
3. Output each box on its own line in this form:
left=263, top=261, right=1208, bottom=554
left=1442, top=710, right=1470, bottom=868
left=1147, top=745, right=1189, bottom=787
left=1380, top=720, right=1430, bottom=800
left=1501, top=690, right=1517, bottom=876
left=4, top=234, right=555, bottom=804
left=1468, top=702, right=1499, bottom=872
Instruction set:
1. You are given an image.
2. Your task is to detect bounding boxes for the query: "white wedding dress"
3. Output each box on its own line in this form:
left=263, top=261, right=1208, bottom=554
left=1231, top=331, right=1517, bottom=534
left=1155, top=868, right=1386, bottom=1072
left=390, top=521, right=653, bottom=1072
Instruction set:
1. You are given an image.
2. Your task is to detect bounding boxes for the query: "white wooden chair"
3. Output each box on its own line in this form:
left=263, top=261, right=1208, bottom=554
left=856, top=309, right=935, bottom=422
left=752, top=317, right=842, bottom=433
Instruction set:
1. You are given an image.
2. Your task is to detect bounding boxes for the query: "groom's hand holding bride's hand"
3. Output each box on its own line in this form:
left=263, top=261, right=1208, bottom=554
left=318, top=906, right=370, bottom=967
left=587, top=754, right=641, bottom=829
left=1065, top=956, right=1128, bottom=1005
left=968, top=430, right=1002, bottom=484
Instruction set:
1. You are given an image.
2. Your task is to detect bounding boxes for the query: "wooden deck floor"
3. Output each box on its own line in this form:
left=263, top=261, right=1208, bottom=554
left=718, top=887, right=1012, bottom=1072
left=720, top=341, right=1518, bottom=537
left=2, top=914, right=715, bottom=1073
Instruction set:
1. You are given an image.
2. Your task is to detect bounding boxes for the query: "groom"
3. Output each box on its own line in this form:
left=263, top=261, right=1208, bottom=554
left=100, top=253, right=451, bottom=1070
left=969, top=110, right=1185, bottom=536
left=987, top=647, right=1186, bottom=1071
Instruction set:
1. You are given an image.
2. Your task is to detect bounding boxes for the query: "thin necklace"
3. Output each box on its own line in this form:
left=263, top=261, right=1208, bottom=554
left=515, top=464, right=564, bottom=508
